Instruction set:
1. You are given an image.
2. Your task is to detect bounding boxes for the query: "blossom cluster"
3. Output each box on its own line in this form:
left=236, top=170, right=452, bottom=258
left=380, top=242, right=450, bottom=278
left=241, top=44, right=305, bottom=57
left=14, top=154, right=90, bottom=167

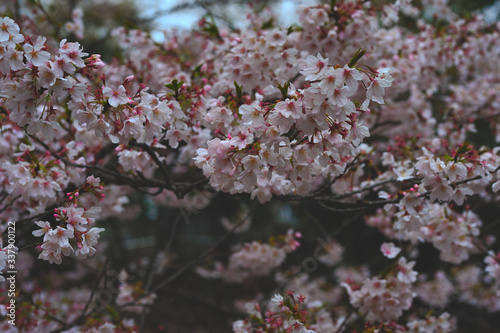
left=195, top=57, right=392, bottom=200
left=30, top=176, right=105, bottom=264
left=115, top=270, right=157, bottom=314
left=233, top=291, right=316, bottom=333
left=343, top=245, right=417, bottom=322
left=197, top=230, right=301, bottom=282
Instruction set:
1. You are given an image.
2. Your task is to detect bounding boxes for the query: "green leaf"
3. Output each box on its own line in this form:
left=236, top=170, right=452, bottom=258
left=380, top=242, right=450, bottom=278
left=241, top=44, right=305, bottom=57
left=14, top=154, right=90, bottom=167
left=348, top=48, right=366, bottom=68
left=234, top=81, right=243, bottom=102
left=453, top=142, right=470, bottom=162
left=191, top=64, right=203, bottom=80
left=286, top=24, right=303, bottom=35
left=201, top=15, right=222, bottom=40
left=261, top=18, right=274, bottom=30
left=165, top=78, right=185, bottom=99
left=277, top=81, right=290, bottom=99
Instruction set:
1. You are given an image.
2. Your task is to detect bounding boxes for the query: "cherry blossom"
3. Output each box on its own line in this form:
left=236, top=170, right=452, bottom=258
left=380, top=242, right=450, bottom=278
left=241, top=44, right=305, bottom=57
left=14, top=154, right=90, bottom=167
left=381, top=242, right=401, bottom=259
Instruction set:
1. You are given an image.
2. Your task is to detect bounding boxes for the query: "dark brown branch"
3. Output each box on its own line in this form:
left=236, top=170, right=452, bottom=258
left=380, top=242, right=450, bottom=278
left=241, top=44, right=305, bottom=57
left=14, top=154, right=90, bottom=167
left=29, top=134, right=209, bottom=198
left=317, top=198, right=399, bottom=213
left=331, top=177, right=399, bottom=200
left=317, top=172, right=491, bottom=212
left=17, top=207, right=58, bottom=224
left=94, top=143, right=118, bottom=163
left=129, top=141, right=173, bottom=189
left=174, top=178, right=210, bottom=199
left=29, top=134, right=168, bottom=190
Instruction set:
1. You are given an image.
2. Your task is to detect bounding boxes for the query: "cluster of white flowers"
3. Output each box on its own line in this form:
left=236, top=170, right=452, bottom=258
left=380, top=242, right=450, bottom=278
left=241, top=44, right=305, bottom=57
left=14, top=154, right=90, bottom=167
left=31, top=176, right=106, bottom=264
left=197, top=230, right=301, bottom=282
left=115, top=270, right=157, bottom=314
left=485, top=252, right=500, bottom=282
left=342, top=248, right=417, bottom=322
left=316, top=239, right=344, bottom=266
left=407, top=312, right=455, bottom=333
left=195, top=55, right=391, bottom=201
left=368, top=203, right=482, bottom=264
left=234, top=292, right=317, bottom=333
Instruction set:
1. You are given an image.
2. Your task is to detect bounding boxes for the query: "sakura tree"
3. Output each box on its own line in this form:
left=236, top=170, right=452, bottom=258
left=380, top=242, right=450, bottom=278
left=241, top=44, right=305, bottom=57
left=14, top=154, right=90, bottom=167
left=0, top=0, right=500, bottom=331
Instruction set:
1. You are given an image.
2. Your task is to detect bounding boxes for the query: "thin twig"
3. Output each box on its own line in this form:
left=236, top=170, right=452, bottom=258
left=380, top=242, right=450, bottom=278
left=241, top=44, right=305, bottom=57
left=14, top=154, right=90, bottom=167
left=118, top=202, right=257, bottom=308
left=175, top=178, right=210, bottom=199
left=304, top=210, right=329, bottom=239
left=17, top=208, right=56, bottom=224
left=80, top=252, right=113, bottom=319
left=18, top=243, right=38, bottom=251
left=335, top=307, right=356, bottom=333
left=0, top=194, right=22, bottom=214
left=140, top=213, right=181, bottom=328
left=331, top=177, right=398, bottom=200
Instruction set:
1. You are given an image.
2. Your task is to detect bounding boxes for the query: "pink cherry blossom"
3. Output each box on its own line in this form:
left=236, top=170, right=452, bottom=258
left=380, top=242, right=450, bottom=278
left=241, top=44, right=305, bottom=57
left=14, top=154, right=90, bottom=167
left=102, top=85, right=129, bottom=107
left=381, top=242, right=401, bottom=258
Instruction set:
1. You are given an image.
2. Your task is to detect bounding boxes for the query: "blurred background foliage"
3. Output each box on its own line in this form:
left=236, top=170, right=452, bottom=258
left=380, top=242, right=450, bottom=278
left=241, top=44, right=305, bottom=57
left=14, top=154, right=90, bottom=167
left=4, top=0, right=499, bottom=61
